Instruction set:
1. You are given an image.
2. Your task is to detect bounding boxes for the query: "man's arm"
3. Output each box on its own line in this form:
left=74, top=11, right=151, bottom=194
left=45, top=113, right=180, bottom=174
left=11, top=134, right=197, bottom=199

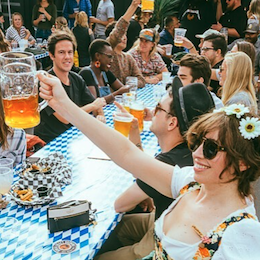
left=90, top=17, right=114, bottom=26
left=114, top=182, right=149, bottom=212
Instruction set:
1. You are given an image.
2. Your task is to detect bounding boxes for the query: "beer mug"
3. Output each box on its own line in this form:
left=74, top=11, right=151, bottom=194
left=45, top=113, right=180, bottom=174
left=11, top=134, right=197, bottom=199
left=113, top=112, right=133, bottom=137
left=130, top=100, right=145, bottom=132
left=141, top=0, right=154, bottom=12
left=0, top=51, right=47, bottom=129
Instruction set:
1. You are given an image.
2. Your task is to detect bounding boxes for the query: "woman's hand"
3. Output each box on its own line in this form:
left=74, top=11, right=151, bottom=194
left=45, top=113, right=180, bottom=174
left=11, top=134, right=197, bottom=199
left=38, top=7, right=46, bottom=15
left=145, top=76, right=159, bottom=84
left=38, top=73, right=70, bottom=110
left=92, top=97, right=106, bottom=110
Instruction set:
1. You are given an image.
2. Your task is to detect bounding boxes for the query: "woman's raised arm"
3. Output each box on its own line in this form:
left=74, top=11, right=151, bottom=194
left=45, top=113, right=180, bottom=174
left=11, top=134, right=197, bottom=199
left=38, top=73, right=174, bottom=197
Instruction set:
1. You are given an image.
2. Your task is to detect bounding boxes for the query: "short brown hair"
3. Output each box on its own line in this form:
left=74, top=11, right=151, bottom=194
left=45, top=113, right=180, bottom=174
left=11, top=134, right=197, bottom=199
left=48, top=32, right=76, bottom=56
left=187, top=110, right=260, bottom=197
left=180, top=54, right=211, bottom=87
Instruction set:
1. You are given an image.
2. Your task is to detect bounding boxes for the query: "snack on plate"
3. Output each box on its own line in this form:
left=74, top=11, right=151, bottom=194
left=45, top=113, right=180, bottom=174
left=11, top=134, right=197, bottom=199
left=14, top=189, right=33, bottom=201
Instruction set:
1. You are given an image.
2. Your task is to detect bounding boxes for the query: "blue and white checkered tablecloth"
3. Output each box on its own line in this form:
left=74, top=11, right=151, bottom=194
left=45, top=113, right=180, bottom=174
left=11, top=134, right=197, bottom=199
left=0, top=84, right=160, bottom=260
left=35, top=51, right=49, bottom=60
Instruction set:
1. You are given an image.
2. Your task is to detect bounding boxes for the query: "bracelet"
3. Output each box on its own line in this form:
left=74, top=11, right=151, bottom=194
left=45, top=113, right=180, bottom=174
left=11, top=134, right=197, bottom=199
left=188, top=46, right=194, bottom=51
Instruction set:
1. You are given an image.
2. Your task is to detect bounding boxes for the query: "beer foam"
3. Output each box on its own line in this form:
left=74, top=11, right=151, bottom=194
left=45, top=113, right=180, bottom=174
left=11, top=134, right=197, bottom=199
left=114, top=114, right=133, bottom=122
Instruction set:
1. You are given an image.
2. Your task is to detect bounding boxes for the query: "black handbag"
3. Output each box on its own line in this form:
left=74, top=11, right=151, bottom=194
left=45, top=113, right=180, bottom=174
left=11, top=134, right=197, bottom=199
left=47, top=200, right=95, bottom=233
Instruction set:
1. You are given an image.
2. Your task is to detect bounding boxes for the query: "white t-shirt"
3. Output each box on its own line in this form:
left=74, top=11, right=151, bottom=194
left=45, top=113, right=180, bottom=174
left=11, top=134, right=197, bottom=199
left=154, top=166, right=260, bottom=260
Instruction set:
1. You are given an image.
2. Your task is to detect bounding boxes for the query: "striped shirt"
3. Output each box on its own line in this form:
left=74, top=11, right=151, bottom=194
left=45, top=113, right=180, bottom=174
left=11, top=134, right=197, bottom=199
left=0, top=128, right=26, bottom=167
left=6, top=25, right=35, bottom=43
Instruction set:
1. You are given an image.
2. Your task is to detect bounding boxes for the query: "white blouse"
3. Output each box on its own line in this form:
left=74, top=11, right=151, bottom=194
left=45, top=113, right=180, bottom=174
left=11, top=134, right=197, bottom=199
left=154, top=166, right=260, bottom=260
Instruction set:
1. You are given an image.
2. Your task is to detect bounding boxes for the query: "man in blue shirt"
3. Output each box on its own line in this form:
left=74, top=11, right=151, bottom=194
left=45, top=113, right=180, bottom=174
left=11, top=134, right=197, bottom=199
left=63, top=0, right=92, bottom=28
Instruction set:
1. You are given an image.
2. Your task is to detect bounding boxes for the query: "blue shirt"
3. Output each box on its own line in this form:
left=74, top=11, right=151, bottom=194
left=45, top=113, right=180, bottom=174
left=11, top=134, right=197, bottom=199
left=159, top=29, right=184, bottom=54
left=63, top=0, right=92, bottom=28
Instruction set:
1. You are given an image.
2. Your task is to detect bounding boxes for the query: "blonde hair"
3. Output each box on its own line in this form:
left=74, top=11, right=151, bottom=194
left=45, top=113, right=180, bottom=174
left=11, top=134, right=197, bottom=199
left=222, top=52, right=257, bottom=108
left=54, top=17, right=77, bottom=48
left=247, top=0, right=260, bottom=24
left=74, top=11, right=89, bottom=28
left=133, top=29, right=160, bottom=57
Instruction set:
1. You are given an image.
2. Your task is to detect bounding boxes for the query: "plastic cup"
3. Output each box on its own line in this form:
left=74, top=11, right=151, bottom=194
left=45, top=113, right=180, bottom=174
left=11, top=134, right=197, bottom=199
left=0, top=217, right=18, bottom=241
left=129, top=101, right=145, bottom=132
left=220, top=27, right=228, bottom=43
left=165, top=45, right=173, bottom=55
left=174, top=28, right=187, bottom=47
left=113, top=112, right=133, bottom=137
left=162, top=72, right=171, bottom=84
left=122, top=93, right=136, bottom=112
left=0, top=158, right=14, bottom=169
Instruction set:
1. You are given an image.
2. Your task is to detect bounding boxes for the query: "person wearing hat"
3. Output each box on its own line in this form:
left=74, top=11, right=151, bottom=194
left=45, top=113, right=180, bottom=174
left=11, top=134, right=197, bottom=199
left=228, top=21, right=260, bottom=52
left=177, top=29, right=221, bottom=55
left=93, top=78, right=215, bottom=260
left=128, top=28, right=168, bottom=84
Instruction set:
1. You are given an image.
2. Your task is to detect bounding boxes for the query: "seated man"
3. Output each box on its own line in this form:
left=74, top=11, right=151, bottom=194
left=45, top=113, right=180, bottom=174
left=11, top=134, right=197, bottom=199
left=95, top=77, right=215, bottom=260
left=35, top=32, right=106, bottom=143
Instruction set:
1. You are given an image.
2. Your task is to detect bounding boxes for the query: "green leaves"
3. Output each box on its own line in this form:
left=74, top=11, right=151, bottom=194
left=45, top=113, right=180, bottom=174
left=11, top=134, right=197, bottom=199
left=152, top=0, right=182, bottom=27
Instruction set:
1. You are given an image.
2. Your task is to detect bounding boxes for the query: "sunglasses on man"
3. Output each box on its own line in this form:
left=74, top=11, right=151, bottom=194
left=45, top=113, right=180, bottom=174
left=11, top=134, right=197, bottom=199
left=188, top=133, right=225, bottom=160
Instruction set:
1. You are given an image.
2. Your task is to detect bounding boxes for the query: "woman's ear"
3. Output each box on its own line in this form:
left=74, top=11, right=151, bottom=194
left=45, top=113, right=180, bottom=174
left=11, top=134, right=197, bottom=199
left=239, top=160, right=249, bottom=172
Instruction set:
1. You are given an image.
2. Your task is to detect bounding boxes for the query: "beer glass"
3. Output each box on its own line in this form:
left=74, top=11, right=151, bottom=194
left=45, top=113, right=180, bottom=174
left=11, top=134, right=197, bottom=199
left=0, top=52, right=47, bottom=129
left=113, top=112, right=133, bottom=137
left=126, top=76, right=138, bottom=98
left=130, top=100, right=144, bottom=132
left=174, top=28, right=187, bottom=47
left=0, top=167, right=13, bottom=201
left=141, top=0, right=154, bottom=12
left=123, top=92, right=136, bottom=112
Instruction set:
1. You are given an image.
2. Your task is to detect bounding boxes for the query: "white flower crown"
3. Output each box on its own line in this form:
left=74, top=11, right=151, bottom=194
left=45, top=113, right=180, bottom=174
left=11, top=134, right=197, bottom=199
left=214, top=104, right=260, bottom=140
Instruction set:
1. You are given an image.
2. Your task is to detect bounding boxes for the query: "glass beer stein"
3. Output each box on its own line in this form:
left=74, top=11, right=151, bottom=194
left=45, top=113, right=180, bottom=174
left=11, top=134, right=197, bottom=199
left=0, top=52, right=47, bottom=129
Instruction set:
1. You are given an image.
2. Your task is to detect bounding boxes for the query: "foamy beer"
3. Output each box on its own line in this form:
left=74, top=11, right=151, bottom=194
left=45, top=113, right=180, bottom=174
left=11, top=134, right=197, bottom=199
left=130, top=101, right=144, bottom=132
left=113, top=112, right=133, bottom=137
left=0, top=52, right=47, bottom=129
left=174, top=28, right=187, bottom=47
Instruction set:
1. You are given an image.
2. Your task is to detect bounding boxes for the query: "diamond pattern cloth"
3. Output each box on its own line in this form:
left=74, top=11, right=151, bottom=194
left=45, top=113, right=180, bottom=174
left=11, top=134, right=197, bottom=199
left=0, top=84, right=161, bottom=259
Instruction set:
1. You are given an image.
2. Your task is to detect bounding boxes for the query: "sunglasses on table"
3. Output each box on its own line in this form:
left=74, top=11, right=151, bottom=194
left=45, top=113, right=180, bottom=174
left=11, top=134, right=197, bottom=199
left=188, top=133, right=225, bottom=160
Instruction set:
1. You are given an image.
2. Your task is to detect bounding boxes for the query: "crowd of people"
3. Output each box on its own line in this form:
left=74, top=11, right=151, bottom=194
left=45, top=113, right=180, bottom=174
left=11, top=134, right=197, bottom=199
left=1, top=0, right=260, bottom=259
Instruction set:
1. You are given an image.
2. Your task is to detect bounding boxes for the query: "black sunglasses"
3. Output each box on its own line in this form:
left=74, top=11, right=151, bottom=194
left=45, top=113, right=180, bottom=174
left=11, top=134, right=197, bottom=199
left=99, top=52, right=114, bottom=59
left=154, top=104, right=173, bottom=116
left=188, top=133, right=225, bottom=160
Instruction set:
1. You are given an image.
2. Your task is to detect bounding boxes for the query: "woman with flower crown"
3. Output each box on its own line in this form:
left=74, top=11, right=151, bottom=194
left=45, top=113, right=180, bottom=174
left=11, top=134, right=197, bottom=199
left=38, top=72, right=260, bottom=260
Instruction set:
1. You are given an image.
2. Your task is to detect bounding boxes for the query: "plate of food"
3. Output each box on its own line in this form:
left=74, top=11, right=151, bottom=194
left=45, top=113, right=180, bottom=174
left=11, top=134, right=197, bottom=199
left=9, top=184, right=55, bottom=206
left=20, top=163, right=53, bottom=178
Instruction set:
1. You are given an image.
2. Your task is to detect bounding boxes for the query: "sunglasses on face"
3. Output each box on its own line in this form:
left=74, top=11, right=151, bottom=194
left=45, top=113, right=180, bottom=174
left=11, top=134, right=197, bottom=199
left=219, top=65, right=225, bottom=73
left=99, top=52, right=114, bottom=59
left=154, top=103, right=173, bottom=116
left=188, top=133, right=225, bottom=160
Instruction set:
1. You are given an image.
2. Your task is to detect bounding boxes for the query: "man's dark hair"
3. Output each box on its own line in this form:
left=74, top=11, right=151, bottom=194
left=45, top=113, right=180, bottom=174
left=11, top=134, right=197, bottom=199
left=89, top=39, right=111, bottom=60
left=105, top=21, right=117, bottom=38
left=180, top=54, right=211, bottom=87
left=48, top=32, right=76, bottom=55
left=164, top=15, right=178, bottom=28
left=0, top=12, right=3, bottom=17
left=204, top=34, right=227, bottom=57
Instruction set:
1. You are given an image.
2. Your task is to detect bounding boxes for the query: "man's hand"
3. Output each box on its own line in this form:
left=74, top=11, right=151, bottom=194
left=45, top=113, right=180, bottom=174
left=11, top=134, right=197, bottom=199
left=211, top=22, right=223, bottom=32
left=138, top=198, right=155, bottom=212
